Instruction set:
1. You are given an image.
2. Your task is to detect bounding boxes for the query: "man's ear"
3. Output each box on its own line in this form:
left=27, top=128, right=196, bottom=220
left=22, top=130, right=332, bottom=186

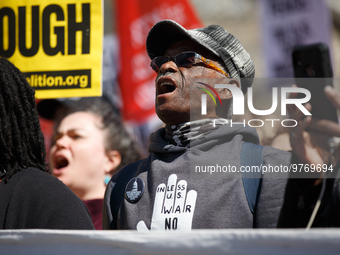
left=216, top=79, right=240, bottom=118
left=218, top=79, right=241, bottom=100
left=104, top=150, right=121, bottom=175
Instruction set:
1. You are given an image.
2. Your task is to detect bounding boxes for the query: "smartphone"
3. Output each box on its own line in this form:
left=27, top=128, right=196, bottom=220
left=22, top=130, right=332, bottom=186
left=292, top=43, right=338, bottom=123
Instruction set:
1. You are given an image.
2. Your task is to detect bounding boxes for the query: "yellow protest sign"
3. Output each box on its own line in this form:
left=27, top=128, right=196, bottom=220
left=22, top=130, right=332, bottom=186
left=0, top=0, right=103, bottom=99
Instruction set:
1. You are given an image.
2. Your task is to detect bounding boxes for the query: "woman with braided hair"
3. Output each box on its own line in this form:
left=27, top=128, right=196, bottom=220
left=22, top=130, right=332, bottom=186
left=0, top=58, right=94, bottom=229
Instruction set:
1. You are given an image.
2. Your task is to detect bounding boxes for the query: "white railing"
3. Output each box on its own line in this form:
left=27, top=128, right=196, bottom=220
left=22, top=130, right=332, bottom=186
left=1, top=229, right=340, bottom=255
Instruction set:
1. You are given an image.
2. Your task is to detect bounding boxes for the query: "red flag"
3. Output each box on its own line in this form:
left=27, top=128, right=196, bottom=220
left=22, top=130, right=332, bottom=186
left=116, top=0, right=202, bottom=123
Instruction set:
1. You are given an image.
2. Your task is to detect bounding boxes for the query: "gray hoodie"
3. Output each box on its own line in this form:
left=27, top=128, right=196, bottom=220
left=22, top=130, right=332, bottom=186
left=103, top=123, right=291, bottom=230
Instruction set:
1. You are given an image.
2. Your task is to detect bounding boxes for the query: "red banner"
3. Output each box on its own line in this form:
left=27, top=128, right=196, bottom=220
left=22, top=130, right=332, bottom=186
left=115, top=0, right=202, bottom=123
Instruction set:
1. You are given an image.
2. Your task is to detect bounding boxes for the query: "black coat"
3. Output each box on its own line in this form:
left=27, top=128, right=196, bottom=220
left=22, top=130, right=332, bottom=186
left=0, top=167, right=94, bottom=229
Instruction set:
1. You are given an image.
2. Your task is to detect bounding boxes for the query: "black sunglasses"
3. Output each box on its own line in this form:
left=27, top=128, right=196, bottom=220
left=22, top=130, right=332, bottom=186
left=150, top=51, right=229, bottom=77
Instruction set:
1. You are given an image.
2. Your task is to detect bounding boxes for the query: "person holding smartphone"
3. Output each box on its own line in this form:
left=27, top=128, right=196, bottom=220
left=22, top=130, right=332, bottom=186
left=278, top=85, right=340, bottom=228
left=277, top=44, right=340, bottom=228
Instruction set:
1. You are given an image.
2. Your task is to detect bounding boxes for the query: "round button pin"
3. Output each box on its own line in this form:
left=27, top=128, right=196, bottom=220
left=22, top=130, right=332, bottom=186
left=125, top=177, right=145, bottom=203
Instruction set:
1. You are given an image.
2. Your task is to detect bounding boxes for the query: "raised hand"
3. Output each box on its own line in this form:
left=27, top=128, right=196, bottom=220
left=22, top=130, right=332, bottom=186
left=289, top=85, right=340, bottom=170
left=137, top=174, right=197, bottom=231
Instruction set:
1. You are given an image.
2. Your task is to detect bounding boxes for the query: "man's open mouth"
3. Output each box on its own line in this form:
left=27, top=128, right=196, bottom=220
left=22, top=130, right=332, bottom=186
left=159, top=83, right=176, bottom=94
left=157, top=78, right=177, bottom=95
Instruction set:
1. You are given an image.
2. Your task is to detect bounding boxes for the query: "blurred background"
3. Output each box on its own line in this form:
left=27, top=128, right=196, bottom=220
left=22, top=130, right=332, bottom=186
left=104, top=0, right=340, bottom=78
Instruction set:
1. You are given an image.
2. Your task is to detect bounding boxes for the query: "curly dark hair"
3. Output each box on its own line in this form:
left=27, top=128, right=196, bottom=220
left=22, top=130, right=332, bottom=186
left=56, top=97, right=143, bottom=173
left=0, top=58, right=47, bottom=182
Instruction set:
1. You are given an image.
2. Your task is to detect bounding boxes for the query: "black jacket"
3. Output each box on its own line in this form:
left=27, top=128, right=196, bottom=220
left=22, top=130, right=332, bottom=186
left=0, top=167, right=94, bottom=229
left=278, top=167, right=340, bottom=228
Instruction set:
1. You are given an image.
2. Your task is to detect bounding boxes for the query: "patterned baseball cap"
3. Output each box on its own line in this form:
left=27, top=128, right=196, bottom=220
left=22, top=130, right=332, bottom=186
left=146, top=19, right=255, bottom=93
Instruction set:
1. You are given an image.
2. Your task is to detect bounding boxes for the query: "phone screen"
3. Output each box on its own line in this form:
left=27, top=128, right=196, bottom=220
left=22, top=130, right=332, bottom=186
left=292, top=43, right=337, bottom=123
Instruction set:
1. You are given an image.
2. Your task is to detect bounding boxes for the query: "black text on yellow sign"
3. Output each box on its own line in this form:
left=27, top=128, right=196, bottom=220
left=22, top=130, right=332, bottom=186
left=25, top=70, right=91, bottom=89
left=0, top=0, right=103, bottom=99
left=0, top=4, right=90, bottom=57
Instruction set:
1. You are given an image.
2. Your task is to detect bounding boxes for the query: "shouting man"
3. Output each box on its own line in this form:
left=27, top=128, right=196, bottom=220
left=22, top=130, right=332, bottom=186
left=103, top=20, right=340, bottom=230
